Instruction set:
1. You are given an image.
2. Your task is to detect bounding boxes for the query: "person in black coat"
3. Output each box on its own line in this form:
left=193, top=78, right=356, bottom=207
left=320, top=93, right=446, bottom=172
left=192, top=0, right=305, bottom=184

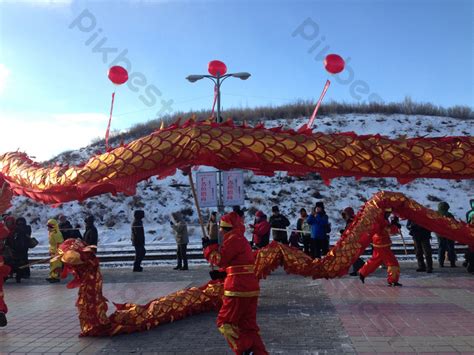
left=131, top=210, right=146, bottom=272
left=407, top=220, right=433, bottom=273
left=58, top=215, right=74, bottom=240
left=12, top=217, right=31, bottom=282
left=83, top=215, right=98, bottom=248
left=269, top=206, right=290, bottom=244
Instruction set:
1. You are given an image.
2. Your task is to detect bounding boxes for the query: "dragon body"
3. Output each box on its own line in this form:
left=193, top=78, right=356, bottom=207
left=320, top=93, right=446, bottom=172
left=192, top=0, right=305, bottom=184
left=0, top=119, right=472, bottom=205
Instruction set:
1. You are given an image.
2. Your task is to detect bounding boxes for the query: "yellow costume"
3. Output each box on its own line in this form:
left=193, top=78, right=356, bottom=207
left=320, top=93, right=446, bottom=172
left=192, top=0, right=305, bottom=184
left=47, top=219, right=63, bottom=281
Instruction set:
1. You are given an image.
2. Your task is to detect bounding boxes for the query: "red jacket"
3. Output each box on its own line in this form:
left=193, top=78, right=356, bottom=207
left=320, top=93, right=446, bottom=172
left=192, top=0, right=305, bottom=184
left=204, top=230, right=259, bottom=297
left=372, top=219, right=400, bottom=248
left=252, top=220, right=271, bottom=247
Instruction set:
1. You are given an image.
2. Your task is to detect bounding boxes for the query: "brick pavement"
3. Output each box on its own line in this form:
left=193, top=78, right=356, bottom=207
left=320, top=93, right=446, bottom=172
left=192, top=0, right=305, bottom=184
left=0, top=262, right=472, bottom=354
left=322, top=265, right=474, bottom=354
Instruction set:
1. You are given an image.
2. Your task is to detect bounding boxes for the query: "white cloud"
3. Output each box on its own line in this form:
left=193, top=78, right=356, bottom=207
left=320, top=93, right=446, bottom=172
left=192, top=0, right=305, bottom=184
left=0, top=64, right=10, bottom=96
left=0, top=112, right=108, bottom=161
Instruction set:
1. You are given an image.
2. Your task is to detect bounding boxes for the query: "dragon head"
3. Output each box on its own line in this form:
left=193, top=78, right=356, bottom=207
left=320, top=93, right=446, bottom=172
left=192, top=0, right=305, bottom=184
left=54, top=238, right=97, bottom=288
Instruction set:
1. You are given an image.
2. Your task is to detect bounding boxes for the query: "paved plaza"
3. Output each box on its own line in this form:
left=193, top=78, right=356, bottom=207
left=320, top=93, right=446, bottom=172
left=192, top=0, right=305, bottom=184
left=0, top=262, right=473, bottom=354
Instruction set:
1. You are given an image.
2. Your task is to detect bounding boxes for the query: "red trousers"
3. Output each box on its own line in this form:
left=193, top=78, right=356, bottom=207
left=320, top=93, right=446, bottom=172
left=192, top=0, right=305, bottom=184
left=217, top=296, right=268, bottom=355
left=0, top=258, right=10, bottom=313
left=359, top=247, right=400, bottom=283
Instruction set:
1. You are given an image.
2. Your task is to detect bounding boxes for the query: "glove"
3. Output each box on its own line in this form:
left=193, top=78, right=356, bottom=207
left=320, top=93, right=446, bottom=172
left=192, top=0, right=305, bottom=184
left=209, top=270, right=227, bottom=280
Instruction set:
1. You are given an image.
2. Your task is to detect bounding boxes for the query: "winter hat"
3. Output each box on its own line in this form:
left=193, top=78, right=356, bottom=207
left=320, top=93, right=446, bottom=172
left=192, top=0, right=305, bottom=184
left=171, top=211, right=182, bottom=222
left=16, top=217, right=27, bottom=226
left=438, top=201, right=450, bottom=213
left=255, top=210, right=265, bottom=218
left=220, top=212, right=244, bottom=232
left=47, top=219, right=58, bottom=230
left=272, top=206, right=280, bottom=213
left=315, top=202, right=325, bottom=209
left=220, top=214, right=234, bottom=228
left=342, top=207, right=355, bottom=218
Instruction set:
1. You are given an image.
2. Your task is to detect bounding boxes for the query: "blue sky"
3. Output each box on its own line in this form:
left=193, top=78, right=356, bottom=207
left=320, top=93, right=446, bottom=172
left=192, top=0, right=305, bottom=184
left=0, top=0, right=472, bottom=159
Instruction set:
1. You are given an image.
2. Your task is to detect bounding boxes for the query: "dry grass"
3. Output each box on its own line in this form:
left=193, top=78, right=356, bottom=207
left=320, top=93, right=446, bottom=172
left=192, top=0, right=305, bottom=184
left=100, top=98, right=472, bottom=147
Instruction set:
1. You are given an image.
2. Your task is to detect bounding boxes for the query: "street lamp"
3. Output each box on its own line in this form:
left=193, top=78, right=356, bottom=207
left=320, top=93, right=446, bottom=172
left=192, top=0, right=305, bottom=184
left=186, top=60, right=251, bottom=123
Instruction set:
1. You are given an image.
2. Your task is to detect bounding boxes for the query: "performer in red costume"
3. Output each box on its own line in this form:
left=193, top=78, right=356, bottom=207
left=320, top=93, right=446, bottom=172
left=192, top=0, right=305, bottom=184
left=0, top=221, right=11, bottom=326
left=358, top=209, right=402, bottom=287
left=203, top=212, right=268, bottom=355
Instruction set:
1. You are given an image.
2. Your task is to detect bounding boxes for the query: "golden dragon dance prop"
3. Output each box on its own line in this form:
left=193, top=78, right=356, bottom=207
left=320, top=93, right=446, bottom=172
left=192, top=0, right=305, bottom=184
left=57, top=238, right=224, bottom=337
left=0, top=119, right=472, bottom=205
left=56, top=192, right=473, bottom=337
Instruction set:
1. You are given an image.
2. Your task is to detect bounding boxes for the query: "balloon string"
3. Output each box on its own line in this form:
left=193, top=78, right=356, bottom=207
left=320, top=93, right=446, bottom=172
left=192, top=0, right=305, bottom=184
left=210, top=85, right=218, bottom=118
left=105, top=91, right=116, bottom=152
left=307, top=80, right=331, bottom=129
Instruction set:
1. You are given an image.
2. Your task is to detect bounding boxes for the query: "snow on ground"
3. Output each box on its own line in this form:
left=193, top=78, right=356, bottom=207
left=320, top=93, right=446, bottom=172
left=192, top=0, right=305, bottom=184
left=8, top=113, right=474, bottom=250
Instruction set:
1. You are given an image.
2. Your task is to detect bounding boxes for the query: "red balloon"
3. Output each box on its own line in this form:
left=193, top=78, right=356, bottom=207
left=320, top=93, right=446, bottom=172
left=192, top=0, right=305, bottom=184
left=324, top=54, right=345, bottom=74
left=208, top=60, right=227, bottom=76
left=108, top=66, right=128, bottom=85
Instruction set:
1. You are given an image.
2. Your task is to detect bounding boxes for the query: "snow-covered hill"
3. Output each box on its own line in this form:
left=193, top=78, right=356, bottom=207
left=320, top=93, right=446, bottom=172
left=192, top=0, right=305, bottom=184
left=9, top=114, right=474, bottom=249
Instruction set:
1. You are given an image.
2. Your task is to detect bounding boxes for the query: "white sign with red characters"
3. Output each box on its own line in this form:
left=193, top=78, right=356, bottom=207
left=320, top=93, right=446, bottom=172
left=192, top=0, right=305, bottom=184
left=196, top=171, right=218, bottom=207
left=222, top=170, right=245, bottom=206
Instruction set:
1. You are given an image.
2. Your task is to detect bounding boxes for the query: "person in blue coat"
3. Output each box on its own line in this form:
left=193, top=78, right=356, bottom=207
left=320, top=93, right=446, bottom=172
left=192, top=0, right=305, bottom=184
left=307, top=202, right=329, bottom=259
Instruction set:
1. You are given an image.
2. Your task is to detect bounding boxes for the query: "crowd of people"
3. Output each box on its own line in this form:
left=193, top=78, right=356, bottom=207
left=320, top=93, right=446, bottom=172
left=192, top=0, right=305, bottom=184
left=0, top=198, right=473, bottom=285
left=0, top=214, right=97, bottom=283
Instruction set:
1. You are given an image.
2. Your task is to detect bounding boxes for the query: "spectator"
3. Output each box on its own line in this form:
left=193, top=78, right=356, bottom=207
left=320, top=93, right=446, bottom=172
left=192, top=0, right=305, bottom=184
left=436, top=202, right=456, bottom=267
left=463, top=201, right=474, bottom=273
left=3, top=216, right=15, bottom=278
left=307, top=202, right=329, bottom=259
left=341, top=207, right=365, bottom=276
left=46, top=219, right=63, bottom=283
left=131, top=210, right=145, bottom=272
left=83, top=215, right=98, bottom=248
left=207, top=212, right=218, bottom=242
left=12, top=217, right=31, bottom=282
left=407, top=220, right=433, bottom=273
left=269, top=206, right=290, bottom=244
left=250, top=210, right=271, bottom=249
left=58, top=215, right=73, bottom=240
left=296, top=208, right=311, bottom=256
left=171, top=212, right=189, bottom=271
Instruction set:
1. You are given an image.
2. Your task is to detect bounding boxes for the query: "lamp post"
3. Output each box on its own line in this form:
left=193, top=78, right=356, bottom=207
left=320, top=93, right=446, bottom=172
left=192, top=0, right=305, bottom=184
left=186, top=61, right=251, bottom=123
left=186, top=61, right=251, bottom=213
